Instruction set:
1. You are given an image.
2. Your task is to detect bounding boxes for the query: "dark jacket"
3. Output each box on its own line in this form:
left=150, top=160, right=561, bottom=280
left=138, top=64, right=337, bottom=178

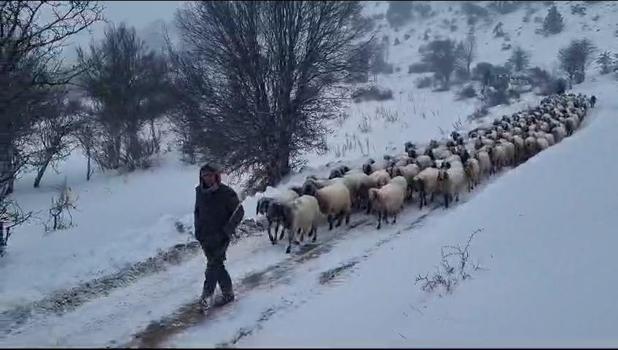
left=194, top=183, right=244, bottom=245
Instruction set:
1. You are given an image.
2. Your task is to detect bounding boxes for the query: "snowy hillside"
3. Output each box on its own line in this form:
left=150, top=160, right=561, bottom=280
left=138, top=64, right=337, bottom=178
left=1, top=0, right=617, bottom=347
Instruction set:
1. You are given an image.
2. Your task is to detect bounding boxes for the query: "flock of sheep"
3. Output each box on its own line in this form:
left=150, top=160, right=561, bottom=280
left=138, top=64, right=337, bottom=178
left=256, top=93, right=595, bottom=254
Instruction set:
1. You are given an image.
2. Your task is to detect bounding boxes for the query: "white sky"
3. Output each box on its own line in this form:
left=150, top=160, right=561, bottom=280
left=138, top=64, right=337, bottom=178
left=63, top=1, right=184, bottom=61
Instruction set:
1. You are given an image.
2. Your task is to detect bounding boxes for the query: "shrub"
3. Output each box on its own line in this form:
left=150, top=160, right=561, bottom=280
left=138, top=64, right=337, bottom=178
left=416, top=76, right=433, bottom=89
left=457, top=84, right=477, bottom=99
left=408, top=62, right=433, bottom=74
left=386, top=1, right=414, bottom=28
left=351, top=86, right=394, bottom=103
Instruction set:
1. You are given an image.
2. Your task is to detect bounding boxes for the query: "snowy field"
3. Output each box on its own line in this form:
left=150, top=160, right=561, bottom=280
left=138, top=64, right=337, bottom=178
left=1, top=1, right=617, bottom=347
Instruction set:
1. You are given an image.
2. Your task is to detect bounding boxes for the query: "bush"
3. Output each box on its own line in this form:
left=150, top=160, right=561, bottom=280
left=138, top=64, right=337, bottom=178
left=416, top=76, right=433, bottom=89
left=461, top=2, right=490, bottom=18
left=403, top=33, right=410, bottom=40
left=351, top=86, right=394, bottom=103
left=386, top=1, right=414, bottom=28
left=408, top=62, right=433, bottom=74
left=570, top=4, right=587, bottom=16
left=507, top=46, right=531, bottom=72
left=394, top=37, right=400, bottom=46
left=489, top=1, right=522, bottom=14
left=457, top=84, right=477, bottom=99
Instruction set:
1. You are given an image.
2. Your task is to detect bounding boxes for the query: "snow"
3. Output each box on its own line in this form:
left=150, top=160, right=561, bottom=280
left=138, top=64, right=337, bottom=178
left=1, top=0, right=618, bottom=347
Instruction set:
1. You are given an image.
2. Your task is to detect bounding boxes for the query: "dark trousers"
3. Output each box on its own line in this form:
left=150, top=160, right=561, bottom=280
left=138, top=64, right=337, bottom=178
left=200, top=238, right=233, bottom=297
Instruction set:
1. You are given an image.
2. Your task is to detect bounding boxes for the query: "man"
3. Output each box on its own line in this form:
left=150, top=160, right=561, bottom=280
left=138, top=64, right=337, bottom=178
left=194, top=163, right=244, bottom=309
left=590, top=95, right=597, bottom=108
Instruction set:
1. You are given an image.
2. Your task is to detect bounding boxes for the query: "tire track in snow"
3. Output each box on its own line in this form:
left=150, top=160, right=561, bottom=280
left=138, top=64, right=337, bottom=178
left=0, top=220, right=266, bottom=337
left=127, top=205, right=442, bottom=348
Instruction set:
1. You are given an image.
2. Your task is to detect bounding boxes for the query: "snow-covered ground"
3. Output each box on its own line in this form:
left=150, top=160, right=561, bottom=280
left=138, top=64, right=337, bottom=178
left=1, top=0, right=617, bottom=347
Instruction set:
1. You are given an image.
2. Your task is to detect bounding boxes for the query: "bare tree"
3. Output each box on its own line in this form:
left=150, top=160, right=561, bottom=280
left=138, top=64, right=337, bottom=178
left=77, top=22, right=174, bottom=171
left=0, top=1, right=104, bottom=198
left=27, top=90, right=85, bottom=188
left=558, top=38, right=596, bottom=84
left=171, top=1, right=371, bottom=192
left=422, top=39, right=461, bottom=89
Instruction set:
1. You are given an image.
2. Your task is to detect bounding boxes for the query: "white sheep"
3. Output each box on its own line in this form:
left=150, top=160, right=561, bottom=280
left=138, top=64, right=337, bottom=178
left=464, top=157, right=481, bottom=192
left=437, top=162, right=466, bottom=209
left=304, top=181, right=352, bottom=230
left=415, top=154, right=434, bottom=170
left=475, top=149, right=492, bottom=180
left=552, top=124, right=567, bottom=143
left=368, top=176, right=408, bottom=229
left=412, top=167, right=441, bottom=210
left=282, top=195, right=323, bottom=254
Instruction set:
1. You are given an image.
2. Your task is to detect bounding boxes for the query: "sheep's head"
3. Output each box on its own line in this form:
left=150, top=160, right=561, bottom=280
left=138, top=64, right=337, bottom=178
left=328, top=169, right=342, bottom=179
left=302, top=181, right=318, bottom=196
left=256, top=197, right=273, bottom=215
left=407, top=149, right=417, bottom=158
left=289, top=186, right=303, bottom=196
left=362, top=163, right=372, bottom=175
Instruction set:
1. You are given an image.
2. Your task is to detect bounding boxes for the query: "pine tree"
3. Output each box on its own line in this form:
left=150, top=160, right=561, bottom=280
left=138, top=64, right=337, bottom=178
left=508, top=47, right=530, bottom=72
left=596, top=51, right=613, bottom=74
left=543, top=5, right=564, bottom=35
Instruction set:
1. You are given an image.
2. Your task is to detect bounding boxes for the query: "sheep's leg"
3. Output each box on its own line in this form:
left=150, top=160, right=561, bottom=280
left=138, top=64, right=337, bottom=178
left=336, top=212, right=344, bottom=227
left=279, top=224, right=285, bottom=240
left=345, top=211, right=350, bottom=225
left=311, top=226, right=317, bottom=242
left=376, top=211, right=382, bottom=230
left=273, top=222, right=279, bottom=243
left=299, top=228, right=304, bottom=242
left=430, top=192, right=435, bottom=203
left=444, top=193, right=449, bottom=209
left=295, top=228, right=301, bottom=244
left=366, top=201, right=372, bottom=215
left=267, top=220, right=275, bottom=244
left=392, top=212, right=397, bottom=224
left=419, top=192, right=425, bottom=210
left=286, top=228, right=294, bottom=254
left=456, top=192, right=460, bottom=202
left=328, top=214, right=334, bottom=230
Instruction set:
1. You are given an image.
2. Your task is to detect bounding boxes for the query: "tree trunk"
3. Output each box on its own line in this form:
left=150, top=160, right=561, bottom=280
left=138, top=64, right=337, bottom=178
left=34, top=154, right=53, bottom=188
left=86, top=150, right=92, bottom=181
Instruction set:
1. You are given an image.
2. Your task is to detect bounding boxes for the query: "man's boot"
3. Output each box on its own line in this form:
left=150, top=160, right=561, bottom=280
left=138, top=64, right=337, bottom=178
left=214, top=286, right=235, bottom=307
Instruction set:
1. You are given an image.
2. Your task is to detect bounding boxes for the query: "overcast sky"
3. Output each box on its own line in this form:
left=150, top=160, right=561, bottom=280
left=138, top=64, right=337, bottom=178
left=63, top=1, right=183, bottom=61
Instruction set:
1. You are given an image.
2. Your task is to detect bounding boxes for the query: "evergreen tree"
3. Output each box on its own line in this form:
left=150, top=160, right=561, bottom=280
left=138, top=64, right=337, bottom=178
left=543, top=5, right=564, bottom=35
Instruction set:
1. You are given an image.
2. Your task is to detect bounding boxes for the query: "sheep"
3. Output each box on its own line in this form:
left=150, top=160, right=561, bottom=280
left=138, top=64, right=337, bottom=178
left=303, top=181, right=351, bottom=230
left=255, top=189, right=300, bottom=244
left=415, top=154, right=434, bottom=170
left=464, top=157, right=481, bottom=192
left=412, top=167, right=441, bottom=210
left=487, top=144, right=507, bottom=173
left=524, top=136, right=538, bottom=158
left=498, top=140, right=516, bottom=167
left=394, top=163, right=420, bottom=187
left=281, top=195, right=323, bottom=254
left=475, top=149, right=492, bottom=179
left=536, top=136, right=549, bottom=151
left=362, top=158, right=389, bottom=175
left=511, top=135, right=525, bottom=164
left=552, top=124, right=567, bottom=143
left=368, top=169, right=391, bottom=188
left=436, top=162, right=466, bottom=209
left=368, top=176, right=408, bottom=229
left=328, top=165, right=351, bottom=179
left=340, top=172, right=374, bottom=210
